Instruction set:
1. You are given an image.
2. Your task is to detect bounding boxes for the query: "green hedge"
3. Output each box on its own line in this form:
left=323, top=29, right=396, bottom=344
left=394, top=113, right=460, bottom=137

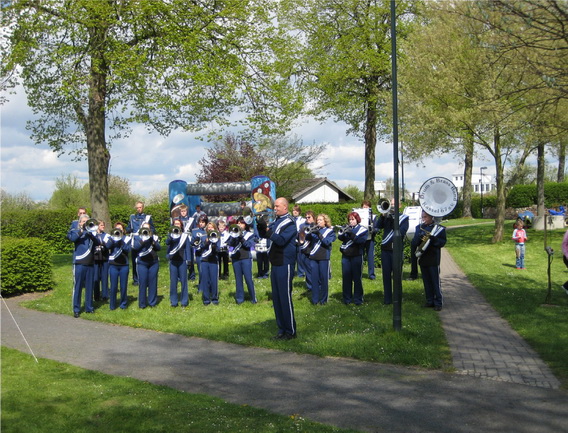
left=507, top=183, right=568, bottom=208
left=0, top=237, right=55, bottom=295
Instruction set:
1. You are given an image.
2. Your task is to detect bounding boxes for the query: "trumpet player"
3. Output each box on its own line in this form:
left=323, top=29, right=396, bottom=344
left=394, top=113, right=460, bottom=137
left=376, top=199, right=409, bottom=305
left=93, top=220, right=112, bottom=302
left=361, top=200, right=378, bottom=280
left=127, top=201, right=155, bottom=287
left=108, top=222, right=131, bottom=310
left=411, top=210, right=447, bottom=311
left=67, top=214, right=97, bottom=318
left=298, top=211, right=316, bottom=292
left=228, top=217, right=257, bottom=304
left=195, top=221, right=220, bottom=305
left=306, top=213, right=336, bottom=305
left=166, top=220, right=191, bottom=308
left=191, top=215, right=208, bottom=291
left=338, top=212, right=368, bottom=305
left=217, top=218, right=230, bottom=281
left=132, top=222, right=161, bottom=309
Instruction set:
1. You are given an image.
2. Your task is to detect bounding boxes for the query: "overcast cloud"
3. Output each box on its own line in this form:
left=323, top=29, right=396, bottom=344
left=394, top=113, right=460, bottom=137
left=1, top=87, right=484, bottom=203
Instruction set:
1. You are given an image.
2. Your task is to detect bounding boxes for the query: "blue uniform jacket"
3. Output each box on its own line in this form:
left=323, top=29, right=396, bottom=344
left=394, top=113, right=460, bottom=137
left=377, top=213, right=409, bottom=250
left=267, top=213, right=297, bottom=266
left=339, top=224, right=368, bottom=256
left=307, top=227, right=336, bottom=261
left=132, top=234, right=161, bottom=263
left=67, top=227, right=97, bottom=265
left=411, top=223, right=446, bottom=267
left=109, top=235, right=132, bottom=266
left=127, top=213, right=155, bottom=234
left=228, top=230, right=255, bottom=261
left=166, top=233, right=192, bottom=262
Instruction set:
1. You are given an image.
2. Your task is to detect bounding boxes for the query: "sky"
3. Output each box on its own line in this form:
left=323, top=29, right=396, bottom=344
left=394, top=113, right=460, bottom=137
left=1, top=86, right=480, bottom=203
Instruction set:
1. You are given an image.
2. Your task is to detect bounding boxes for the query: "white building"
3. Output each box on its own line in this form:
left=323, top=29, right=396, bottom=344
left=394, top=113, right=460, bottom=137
left=452, top=170, right=495, bottom=194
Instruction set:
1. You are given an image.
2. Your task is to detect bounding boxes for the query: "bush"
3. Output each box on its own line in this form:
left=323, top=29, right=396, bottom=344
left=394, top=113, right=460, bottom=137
left=507, top=182, right=568, bottom=208
left=0, top=237, right=55, bottom=295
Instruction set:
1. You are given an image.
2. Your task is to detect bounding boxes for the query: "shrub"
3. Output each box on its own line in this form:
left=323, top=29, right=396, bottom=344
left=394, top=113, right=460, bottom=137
left=0, top=237, right=55, bottom=295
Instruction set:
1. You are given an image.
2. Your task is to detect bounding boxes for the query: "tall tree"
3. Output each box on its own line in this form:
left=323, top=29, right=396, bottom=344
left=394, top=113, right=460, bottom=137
left=1, top=0, right=299, bottom=224
left=279, top=0, right=417, bottom=201
left=196, top=133, right=267, bottom=202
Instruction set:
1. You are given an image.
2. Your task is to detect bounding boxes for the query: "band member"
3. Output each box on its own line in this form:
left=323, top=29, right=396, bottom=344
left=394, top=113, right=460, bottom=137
left=228, top=217, right=257, bottom=304
left=411, top=210, right=447, bottom=311
left=108, top=222, right=131, bottom=310
left=191, top=215, right=208, bottom=291
left=67, top=214, right=97, bottom=317
left=132, top=222, right=161, bottom=309
left=127, top=201, right=155, bottom=286
left=298, top=211, right=316, bottom=292
left=217, top=218, right=230, bottom=280
left=166, top=219, right=191, bottom=307
left=306, top=214, right=336, bottom=305
left=93, top=220, right=112, bottom=302
left=177, top=204, right=196, bottom=281
left=338, top=212, right=368, bottom=305
left=292, top=205, right=307, bottom=278
left=361, top=200, right=378, bottom=280
left=196, top=222, right=220, bottom=305
left=255, top=236, right=270, bottom=279
left=376, top=199, right=409, bottom=305
left=257, top=197, right=298, bottom=340
left=70, top=207, right=87, bottom=230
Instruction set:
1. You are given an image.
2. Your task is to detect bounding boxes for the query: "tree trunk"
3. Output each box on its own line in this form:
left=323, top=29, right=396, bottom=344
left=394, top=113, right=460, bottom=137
left=537, top=141, right=545, bottom=216
left=558, top=138, right=566, bottom=183
left=364, top=102, right=377, bottom=201
left=461, top=129, right=474, bottom=218
left=492, top=129, right=505, bottom=243
left=86, top=27, right=110, bottom=226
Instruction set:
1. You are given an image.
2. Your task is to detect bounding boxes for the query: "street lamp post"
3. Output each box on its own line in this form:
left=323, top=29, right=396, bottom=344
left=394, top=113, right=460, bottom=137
left=480, top=166, right=487, bottom=217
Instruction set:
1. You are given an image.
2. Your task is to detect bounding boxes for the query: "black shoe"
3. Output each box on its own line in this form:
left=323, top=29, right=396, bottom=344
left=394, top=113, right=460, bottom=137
left=73, top=312, right=80, bottom=318
left=272, top=333, right=285, bottom=340
left=563, top=283, right=568, bottom=295
left=281, top=333, right=297, bottom=340
left=423, top=303, right=435, bottom=308
left=434, top=305, right=442, bottom=311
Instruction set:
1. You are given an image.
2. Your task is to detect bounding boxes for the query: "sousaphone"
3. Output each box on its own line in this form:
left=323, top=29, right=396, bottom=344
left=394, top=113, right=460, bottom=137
left=418, top=177, right=458, bottom=217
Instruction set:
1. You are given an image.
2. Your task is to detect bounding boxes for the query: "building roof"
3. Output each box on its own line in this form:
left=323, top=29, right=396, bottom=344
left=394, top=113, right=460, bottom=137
left=289, top=177, right=355, bottom=203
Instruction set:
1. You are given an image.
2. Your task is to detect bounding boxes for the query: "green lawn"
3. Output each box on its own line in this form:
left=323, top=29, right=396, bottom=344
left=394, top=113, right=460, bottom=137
left=1, top=347, right=358, bottom=433
left=16, top=220, right=568, bottom=387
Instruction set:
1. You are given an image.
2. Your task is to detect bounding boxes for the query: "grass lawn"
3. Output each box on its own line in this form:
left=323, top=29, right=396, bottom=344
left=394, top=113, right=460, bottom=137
left=15, top=219, right=568, bottom=387
left=1, top=346, right=358, bottom=433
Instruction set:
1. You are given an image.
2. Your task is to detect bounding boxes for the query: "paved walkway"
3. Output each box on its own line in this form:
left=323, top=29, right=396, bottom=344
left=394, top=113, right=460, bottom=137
left=2, top=250, right=567, bottom=433
left=439, top=249, right=561, bottom=389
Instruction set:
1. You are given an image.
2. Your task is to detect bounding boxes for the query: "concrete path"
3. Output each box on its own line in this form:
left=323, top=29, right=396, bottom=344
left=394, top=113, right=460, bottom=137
left=2, top=250, right=567, bottom=433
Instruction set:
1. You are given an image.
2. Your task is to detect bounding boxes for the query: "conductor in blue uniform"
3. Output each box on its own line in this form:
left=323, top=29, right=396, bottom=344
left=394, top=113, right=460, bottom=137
left=257, top=197, right=298, bottom=340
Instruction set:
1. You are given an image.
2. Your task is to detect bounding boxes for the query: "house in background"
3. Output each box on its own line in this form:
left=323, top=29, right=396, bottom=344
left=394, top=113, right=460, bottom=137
left=452, top=170, right=495, bottom=194
left=290, top=178, right=355, bottom=204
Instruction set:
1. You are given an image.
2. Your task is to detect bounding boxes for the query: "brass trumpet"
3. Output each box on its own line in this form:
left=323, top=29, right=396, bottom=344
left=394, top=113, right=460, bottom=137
left=207, top=230, right=220, bottom=243
left=170, top=225, right=183, bottom=238
left=304, top=224, right=319, bottom=235
left=377, top=199, right=391, bottom=214
left=111, top=227, right=123, bottom=241
left=139, top=226, right=153, bottom=241
left=84, top=218, right=99, bottom=233
left=336, top=225, right=352, bottom=236
left=415, top=225, right=432, bottom=258
left=229, top=224, right=242, bottom=238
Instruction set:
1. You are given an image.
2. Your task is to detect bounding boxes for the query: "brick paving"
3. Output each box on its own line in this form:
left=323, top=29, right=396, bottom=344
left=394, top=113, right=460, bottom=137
left=439, top=248, right=561, bottom=389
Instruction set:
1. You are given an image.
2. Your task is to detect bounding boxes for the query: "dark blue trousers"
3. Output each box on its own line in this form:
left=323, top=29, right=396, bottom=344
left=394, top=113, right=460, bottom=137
left=271, top=264, right=296, bottom=336
left=341, top=255, right=364, bottom=304
left=233, top=259, right=257, bottom=304
left=72, top=264, right=94, bottom=314
left=169, top=260, right=189, bottom=307
left=109, top=264, right=129, bottom=310
left=420, top=265, right=443, bottom=307
left=310, top=259, right=330, bottom=305
left=137, top=260, right=159, bottom=308
left=200, top=261, right=219, bottom=305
